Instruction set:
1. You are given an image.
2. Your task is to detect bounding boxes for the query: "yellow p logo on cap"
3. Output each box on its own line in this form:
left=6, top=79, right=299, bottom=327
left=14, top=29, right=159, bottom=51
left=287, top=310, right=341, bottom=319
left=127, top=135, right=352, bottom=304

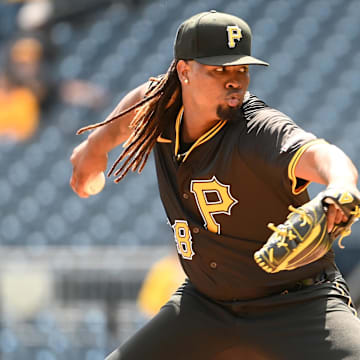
left=227, top=25, right=243, bottom=48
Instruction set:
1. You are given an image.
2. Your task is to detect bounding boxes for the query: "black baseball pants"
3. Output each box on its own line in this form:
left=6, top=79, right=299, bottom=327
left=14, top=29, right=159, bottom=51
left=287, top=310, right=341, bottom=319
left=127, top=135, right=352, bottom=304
left=105, top=270, right=360, bottom=360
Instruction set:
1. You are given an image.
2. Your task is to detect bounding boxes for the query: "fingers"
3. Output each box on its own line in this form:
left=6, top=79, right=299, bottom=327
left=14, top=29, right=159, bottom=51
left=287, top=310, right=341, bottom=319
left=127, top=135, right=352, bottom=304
left=326, top=205, right=335, bottom=232
left=69, top=142, right=91, bottom=198
left=326, top=204, right=348, bottom=232
left=69, top=173, right=89, bottom=198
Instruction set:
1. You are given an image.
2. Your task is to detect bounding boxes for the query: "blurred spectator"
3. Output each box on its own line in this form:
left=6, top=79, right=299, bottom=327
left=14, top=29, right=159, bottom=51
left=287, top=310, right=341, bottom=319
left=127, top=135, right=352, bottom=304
left=0, top=71, right=39, bottom=142
left=60, top=79, right=108, bottom=109
left=16, top=0, right=111, bottom=30
left=137, top=252, right=186, bottom=319
left=0, top=31, right=93, bottom=143
left=3, top=32, right=108, bottom=114
left=16, top=0, right=53, bottom=32
left=4, top=34, right=54, bottom=106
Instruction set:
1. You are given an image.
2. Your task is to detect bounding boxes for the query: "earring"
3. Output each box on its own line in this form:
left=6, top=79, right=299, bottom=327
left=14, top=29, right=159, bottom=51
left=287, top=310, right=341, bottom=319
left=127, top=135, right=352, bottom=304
left=184, top=79, right=189, bottom=84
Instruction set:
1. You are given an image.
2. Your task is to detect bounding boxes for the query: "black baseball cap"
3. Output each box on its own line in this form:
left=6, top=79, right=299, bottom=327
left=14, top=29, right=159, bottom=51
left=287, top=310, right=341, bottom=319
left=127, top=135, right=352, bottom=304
left=174, top=10, right=269, bottom=67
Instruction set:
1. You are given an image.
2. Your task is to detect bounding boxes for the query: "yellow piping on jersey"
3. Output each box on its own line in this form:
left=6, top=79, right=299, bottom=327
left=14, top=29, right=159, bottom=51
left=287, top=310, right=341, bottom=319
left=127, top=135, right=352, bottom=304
left=288, top=139, right=328, bottom=195
left=174, top=106, right=227, bottom=162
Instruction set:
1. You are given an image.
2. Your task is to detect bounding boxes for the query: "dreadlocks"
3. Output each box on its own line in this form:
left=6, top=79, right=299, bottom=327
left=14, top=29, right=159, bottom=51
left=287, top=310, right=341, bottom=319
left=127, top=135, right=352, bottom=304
left=76, top=60, right=181, bottom=183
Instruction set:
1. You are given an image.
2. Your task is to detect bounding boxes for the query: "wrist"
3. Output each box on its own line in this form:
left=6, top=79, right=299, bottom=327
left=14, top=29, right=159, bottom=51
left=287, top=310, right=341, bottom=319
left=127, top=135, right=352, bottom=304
left=326, top=183, right=360, bottom=199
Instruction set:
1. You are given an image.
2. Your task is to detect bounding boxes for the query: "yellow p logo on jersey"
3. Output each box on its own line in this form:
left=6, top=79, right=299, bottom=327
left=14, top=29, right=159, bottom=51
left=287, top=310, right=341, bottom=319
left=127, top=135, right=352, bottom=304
left=227, top=25, right=243, bottom=48
left=191, top=176, right=238, bottom=234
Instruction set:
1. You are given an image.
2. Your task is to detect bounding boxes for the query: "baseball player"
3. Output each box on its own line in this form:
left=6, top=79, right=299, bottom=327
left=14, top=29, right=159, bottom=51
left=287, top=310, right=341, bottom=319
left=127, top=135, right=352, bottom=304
left=70, top=11, right=360, bottom=360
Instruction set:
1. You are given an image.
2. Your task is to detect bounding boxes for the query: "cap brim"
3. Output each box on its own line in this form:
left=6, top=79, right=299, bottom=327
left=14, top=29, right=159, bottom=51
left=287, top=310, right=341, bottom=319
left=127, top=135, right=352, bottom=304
left=195, top=54, right=269, bottom=66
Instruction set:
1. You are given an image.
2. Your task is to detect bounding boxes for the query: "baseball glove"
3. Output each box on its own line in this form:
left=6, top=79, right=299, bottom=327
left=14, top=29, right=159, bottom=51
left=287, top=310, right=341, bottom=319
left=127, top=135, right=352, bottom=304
left=254, top=188, right=360, bottom=273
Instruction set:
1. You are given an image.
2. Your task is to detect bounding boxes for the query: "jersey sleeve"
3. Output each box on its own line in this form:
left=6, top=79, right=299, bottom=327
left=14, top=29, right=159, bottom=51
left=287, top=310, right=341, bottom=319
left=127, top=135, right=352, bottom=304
left=241, top=107, right=326, bottom=195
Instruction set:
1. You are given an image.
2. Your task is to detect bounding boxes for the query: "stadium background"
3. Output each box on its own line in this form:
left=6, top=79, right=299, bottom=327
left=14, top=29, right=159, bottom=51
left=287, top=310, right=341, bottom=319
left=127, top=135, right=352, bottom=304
left=0, top=0, right=360, bottom=359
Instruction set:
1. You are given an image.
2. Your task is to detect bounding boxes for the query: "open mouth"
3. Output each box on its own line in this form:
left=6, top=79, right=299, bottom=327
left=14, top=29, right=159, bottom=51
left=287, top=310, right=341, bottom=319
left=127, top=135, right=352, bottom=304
left=225, top=91, right=244, bottom=107
left=226, top=95, right=242, bottom=107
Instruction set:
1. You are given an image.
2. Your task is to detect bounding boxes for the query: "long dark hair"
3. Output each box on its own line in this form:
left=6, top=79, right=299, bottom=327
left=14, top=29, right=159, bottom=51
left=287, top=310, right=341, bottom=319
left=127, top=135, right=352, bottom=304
left=77, top=60, right=181, bottom=182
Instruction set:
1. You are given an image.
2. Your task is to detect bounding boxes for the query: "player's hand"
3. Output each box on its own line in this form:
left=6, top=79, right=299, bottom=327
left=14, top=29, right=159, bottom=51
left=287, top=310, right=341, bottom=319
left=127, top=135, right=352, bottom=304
left=69, top=139, right=108, bottom=198
left=325, top=186, right=360, bottom=232
left=326, top=204, right=348, bottom=232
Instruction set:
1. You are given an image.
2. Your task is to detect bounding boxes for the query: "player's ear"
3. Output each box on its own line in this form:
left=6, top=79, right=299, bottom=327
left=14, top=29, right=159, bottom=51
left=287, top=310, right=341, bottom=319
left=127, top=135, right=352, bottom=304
left=176, top=60, right=190, bottom=85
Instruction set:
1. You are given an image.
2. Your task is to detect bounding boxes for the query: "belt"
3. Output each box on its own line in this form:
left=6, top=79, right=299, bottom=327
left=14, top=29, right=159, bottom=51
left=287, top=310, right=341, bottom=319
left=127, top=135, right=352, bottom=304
left=281, top=266, right=336, bottom=295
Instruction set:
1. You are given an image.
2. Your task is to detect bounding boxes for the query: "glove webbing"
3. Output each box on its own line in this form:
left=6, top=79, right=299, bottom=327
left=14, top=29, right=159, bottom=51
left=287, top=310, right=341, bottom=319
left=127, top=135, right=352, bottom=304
left=267, top=204, right=360, bottom=249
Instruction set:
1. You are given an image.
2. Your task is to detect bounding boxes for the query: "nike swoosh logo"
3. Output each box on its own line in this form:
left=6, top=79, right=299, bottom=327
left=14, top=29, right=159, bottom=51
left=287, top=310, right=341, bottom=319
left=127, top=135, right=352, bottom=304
left=157, top=135, right=172, bottom=143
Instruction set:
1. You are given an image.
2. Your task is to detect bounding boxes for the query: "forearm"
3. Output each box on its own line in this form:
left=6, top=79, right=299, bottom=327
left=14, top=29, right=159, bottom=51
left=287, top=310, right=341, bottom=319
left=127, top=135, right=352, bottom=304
left=87, top=120, right=129, bottom=155
left=315, top=145, right=358, bottom=186
left=295, top=143, right=359, bottom=190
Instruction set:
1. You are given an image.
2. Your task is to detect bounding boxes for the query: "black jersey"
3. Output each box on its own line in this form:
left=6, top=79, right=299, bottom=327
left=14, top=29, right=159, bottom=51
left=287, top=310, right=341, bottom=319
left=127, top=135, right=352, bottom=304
left=154, top=93, right=334, bottom=301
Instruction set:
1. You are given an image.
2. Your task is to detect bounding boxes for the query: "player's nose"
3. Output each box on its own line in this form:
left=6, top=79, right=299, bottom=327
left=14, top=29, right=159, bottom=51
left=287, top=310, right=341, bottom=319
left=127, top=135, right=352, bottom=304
left=225, top=79, right=243, bottom=89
